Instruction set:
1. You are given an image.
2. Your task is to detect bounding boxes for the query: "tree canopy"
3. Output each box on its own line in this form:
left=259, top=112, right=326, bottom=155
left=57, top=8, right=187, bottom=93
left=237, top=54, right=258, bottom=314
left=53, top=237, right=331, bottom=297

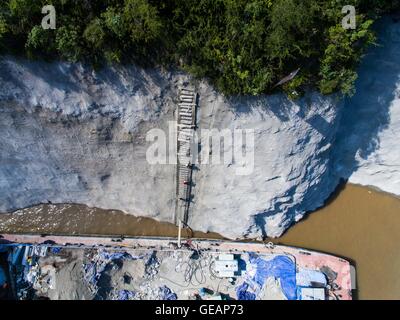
left=0, top=0, right=398, bottom=97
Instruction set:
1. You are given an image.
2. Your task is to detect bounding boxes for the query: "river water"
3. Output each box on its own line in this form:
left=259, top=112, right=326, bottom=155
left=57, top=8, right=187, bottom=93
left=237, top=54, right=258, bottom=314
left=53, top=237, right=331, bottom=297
left=0, top=184, right=399, bottom=299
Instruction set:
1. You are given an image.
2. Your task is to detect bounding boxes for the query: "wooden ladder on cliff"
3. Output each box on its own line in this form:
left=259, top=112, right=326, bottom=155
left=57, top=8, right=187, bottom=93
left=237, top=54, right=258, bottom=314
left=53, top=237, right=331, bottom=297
left=175, top=88, right=197, bottom=226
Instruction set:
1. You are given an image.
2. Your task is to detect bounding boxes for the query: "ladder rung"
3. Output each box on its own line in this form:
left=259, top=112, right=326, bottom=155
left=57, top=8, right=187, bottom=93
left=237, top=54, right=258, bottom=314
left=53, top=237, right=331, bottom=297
left=179, top=103, right=195, bottom=106
left=178, top=133, right=191, bottom=138
left=181, top=88, right=194, bottom=93
left=180, top=93, right=194, bottom=98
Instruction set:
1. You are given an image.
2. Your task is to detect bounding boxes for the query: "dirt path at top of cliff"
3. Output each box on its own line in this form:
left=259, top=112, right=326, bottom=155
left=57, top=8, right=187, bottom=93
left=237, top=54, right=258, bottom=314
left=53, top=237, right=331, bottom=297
left=1, top=183, right=400, bottom=299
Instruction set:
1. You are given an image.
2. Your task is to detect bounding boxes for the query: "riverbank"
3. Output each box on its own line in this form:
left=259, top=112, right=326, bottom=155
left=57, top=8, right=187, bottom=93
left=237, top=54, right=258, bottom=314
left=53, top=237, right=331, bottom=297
left=1, top=18, right=400, bottom=239
left=1, top=183, right=399, bottom=299
left=276, top=184, right=400, bottom=300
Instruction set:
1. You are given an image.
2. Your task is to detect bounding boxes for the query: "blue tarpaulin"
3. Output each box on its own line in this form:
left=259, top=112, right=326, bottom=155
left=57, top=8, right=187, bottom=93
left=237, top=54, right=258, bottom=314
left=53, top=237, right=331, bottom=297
left=159, top=285, right=177, bottom=300
left=99, top=251, right=133, bottom=261
left=236, top=282, right=256, bottom=300
left=248, top=253, right=297, bottom=300
left=0, top=266, right=6, bottom=286
left=51, top=247, right=62, bottom=254
left=118, top=290, right=136, bottom=300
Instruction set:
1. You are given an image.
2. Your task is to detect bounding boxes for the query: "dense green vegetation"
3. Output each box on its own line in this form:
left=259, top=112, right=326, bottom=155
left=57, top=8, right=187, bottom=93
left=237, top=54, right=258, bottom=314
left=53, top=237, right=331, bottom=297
left=0, top=0, right=399, bottom=97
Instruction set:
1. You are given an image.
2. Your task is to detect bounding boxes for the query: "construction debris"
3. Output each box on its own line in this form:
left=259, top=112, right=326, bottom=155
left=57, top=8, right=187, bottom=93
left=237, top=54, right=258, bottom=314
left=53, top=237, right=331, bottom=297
left=0, top=236, right=354, bottom=300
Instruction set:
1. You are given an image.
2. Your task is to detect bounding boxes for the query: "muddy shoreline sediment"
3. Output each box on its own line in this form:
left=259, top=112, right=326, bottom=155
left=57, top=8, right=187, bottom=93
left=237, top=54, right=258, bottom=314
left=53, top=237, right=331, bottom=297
left=1, top=183, right=400, bottom=299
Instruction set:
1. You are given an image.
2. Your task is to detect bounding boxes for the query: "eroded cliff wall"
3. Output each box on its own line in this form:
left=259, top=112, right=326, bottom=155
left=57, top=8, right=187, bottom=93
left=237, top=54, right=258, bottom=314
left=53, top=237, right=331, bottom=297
left=1, top=17, right=399, bottom=239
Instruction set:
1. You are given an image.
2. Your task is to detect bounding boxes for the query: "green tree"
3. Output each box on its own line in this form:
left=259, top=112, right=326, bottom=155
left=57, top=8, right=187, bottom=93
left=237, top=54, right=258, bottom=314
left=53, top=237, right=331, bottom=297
left=55, top=25, right=82, bottom=62
left=0, top=17, right=7, bottom=41
left=8, top=0, right=42, bottom=33
left=25, top=25, right=55, bottom=54
left=83, top=18, right=106, bottom=49
left=102, top=6, right=126, bottom=39
left=267, top=0, right=320, bottom=65
left=0, top=0, right=398, bottom=97
left=122, top=0, right=162, bottom=44
left=319, top=18, right=375, bottom=96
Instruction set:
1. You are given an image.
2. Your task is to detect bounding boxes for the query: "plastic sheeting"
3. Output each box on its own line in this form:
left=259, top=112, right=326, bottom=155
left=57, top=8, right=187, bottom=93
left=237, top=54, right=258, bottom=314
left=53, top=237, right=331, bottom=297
left=99, top=251, right=133, bottom=261
left=0, top=266, right=6, bottom=286
left=296, top=268, right=327, bottom=287
left=159, top=285, right=177, bottom=300
left=236, top=282, right=256, bottom=300
left=83, top=250, right=140, bottom=287
left=248, top=253, right=297, bottom=300
left=118, top=290, right=136, bottom=300
left=51, top=247, right=62, bottom=254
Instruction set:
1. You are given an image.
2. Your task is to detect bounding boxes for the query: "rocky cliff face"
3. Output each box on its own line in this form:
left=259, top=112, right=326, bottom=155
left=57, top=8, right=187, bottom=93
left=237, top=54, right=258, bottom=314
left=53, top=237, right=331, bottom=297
left=0, top=62, right=180, bottom=222
left=0, top=17, right=399, bottom=239
left=0, top=58, right=342, bottom=239
left=189, top=89, right=342, bottom=238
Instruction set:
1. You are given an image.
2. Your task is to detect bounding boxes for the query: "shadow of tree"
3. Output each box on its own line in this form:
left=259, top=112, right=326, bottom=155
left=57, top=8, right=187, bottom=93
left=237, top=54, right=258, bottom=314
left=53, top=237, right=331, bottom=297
left=0, top=56, right=172, bottom=114
left=250, top=17, right=400, bottom=237
left=333, top=17, right=400, bottom=179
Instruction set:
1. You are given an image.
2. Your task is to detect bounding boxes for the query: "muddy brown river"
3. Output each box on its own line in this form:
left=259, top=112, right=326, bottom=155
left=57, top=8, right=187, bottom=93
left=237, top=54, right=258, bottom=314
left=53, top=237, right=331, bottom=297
left=0, top=183, right=399, bottom=299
